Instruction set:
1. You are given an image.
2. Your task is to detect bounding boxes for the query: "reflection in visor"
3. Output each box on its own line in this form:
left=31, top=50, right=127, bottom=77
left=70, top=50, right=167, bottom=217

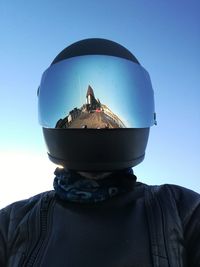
left=55, top=85, right=126, bottom=129
left=38, top=55, right=155, bottom=129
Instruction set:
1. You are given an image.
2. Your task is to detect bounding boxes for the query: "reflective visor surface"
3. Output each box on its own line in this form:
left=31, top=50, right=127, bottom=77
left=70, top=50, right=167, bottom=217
left=38, top=55, right=155, bottom=129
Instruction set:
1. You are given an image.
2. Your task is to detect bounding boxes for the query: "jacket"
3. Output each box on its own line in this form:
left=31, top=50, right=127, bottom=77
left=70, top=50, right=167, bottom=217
left=0, top=182, right=200, bottom=267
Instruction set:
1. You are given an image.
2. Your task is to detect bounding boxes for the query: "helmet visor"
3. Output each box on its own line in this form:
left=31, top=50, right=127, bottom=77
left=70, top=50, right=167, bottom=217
left=38, top=55, right=155, bottom=129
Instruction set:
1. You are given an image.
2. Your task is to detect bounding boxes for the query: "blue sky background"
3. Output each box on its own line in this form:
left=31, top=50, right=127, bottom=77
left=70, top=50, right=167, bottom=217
left=0, top=0, right=199, bottom=207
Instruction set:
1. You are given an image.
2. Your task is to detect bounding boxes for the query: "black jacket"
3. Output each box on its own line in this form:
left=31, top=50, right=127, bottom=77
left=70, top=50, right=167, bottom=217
left=0, top=182, right=200, bottom=267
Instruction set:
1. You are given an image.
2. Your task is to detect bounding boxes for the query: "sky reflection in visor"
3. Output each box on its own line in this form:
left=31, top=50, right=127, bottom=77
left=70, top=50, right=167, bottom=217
left=38, top=55, right=155, bottom=129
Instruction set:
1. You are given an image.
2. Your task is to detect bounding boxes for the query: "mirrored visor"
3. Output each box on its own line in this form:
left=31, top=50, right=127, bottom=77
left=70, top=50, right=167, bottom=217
left=38, top=55, right=155, bottom=129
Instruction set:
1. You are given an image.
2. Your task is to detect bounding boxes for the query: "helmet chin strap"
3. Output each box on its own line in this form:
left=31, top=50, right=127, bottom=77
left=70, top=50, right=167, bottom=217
left=78, top=171, right=113, bottom=180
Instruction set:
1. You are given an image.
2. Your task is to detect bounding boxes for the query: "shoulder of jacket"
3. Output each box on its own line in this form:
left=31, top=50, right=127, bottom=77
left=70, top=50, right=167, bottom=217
left=0, top=191, right=55, bottom=261
left=147, top=184, right=200, bottom=226
left=0, top=190, right=55, bottom=225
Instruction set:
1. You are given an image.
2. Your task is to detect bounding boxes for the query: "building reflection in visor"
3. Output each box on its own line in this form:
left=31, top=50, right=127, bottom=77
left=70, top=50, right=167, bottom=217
left=55, top=85, right=126, bottom=129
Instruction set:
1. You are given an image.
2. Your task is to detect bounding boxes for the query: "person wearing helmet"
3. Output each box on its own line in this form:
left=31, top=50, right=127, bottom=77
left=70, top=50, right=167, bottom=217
left=0, top=38, right=200, bottom=267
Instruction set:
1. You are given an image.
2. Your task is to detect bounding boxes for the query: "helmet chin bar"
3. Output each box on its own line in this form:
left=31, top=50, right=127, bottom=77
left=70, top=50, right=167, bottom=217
left=43, top=128, right=149, bottom=172
left=48, top=153, right=144, bottom=172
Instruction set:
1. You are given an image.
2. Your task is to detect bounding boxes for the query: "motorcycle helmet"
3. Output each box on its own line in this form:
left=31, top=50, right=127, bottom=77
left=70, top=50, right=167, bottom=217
left=38, top=38, right=156, bottom=171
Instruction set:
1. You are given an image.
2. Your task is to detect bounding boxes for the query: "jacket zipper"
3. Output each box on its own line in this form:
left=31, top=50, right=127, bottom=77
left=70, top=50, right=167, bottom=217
left=22, top=192, right=54, bottom=267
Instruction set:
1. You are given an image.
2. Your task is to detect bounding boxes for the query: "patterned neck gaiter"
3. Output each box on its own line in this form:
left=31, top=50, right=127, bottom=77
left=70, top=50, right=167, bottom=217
left=53, top=168, right=136, bottom=204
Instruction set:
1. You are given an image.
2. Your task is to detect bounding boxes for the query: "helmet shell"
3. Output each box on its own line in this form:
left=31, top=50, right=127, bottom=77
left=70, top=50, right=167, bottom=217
left=38, top=38, right=155, bottom=171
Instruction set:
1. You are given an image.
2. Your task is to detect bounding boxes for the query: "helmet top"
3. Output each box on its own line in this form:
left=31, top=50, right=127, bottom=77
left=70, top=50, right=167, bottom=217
left=51, top=38, right=140, bottom=65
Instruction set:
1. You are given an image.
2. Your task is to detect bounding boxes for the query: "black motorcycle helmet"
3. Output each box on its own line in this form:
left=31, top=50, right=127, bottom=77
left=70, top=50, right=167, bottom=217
left=38, top=38, right=156, bottom=171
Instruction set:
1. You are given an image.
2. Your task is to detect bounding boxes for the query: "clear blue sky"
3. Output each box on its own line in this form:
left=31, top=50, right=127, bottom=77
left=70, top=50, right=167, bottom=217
left=0, top=0, right=199, bottom=206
